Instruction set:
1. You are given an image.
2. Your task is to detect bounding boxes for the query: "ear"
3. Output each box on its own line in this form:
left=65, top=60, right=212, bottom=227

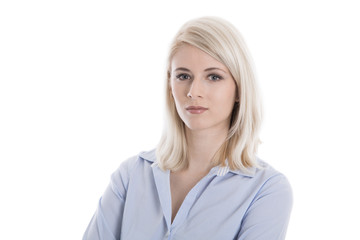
left=169, top=86, right=174, bottom=98
left=235, top=93, right=240, bottom=102
left=234, top=84, right=240, bottom=102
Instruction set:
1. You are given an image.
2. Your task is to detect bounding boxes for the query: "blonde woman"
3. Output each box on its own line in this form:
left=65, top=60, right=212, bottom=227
left=83, top=16, right=293, bottom=240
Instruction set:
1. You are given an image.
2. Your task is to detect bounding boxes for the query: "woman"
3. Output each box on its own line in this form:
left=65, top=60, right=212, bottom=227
left=83, top=16, right=293, bottom=240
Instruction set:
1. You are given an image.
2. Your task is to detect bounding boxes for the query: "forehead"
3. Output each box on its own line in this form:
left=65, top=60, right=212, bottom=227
left=171, top=44, right=228, bottom=71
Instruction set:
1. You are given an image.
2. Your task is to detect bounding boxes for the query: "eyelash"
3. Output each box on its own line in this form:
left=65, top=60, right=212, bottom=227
left=208, top=74, right=223, bottom=81
left=175, top=73, right=223, bottom=81
left=176, top=73, right=191, bottom=81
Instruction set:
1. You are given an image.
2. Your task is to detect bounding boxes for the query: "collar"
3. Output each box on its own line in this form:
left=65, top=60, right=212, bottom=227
left=214, top=159, right=256, bottom=177
left=139, top=149, right=256, bottom=178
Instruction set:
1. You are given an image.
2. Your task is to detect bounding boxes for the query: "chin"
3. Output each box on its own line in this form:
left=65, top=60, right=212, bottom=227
left=183, top=120, right=212, bottom=131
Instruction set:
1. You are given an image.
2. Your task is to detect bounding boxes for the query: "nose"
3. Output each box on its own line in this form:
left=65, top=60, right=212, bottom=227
left=187, top=78, right=203, bottom=99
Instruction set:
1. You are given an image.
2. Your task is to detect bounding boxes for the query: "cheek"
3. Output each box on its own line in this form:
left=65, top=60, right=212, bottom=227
left=171, top=88, right=183, bottom=111
left=171, top=83, right=185, bottom=103
left=171, top=87, right=179, bottom=103
left=212, top=87, right=236, bottom=111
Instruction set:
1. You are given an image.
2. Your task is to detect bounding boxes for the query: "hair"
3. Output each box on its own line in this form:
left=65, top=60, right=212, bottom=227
left=156, top=16, right=263, bottom=173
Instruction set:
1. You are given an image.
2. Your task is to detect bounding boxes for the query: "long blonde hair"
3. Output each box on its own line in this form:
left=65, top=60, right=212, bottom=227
left=156, top=16, right=262, bottom=172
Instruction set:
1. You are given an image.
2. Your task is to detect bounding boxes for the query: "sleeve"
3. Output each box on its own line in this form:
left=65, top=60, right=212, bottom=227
left=82, top=157, right=137, bottom=240
left=237, top=174, right=293, bottom=240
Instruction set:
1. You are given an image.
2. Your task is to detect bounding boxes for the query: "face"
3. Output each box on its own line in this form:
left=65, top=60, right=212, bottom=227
left=170, top=44, right=238, bottom=133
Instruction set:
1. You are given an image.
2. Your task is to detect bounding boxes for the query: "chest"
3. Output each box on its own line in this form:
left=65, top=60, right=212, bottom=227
left=169, top=171, right=208, bottom=223
left=121, top=163, right=255, bottom=240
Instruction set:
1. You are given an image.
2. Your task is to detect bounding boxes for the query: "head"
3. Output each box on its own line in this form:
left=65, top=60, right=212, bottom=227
left=156, top=16, right=262, bottom=172
left=170, top=43, right=238, bottom=134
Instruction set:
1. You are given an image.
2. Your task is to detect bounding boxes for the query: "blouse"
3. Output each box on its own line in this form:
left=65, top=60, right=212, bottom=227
left=83, top=149, right=293, bottom=240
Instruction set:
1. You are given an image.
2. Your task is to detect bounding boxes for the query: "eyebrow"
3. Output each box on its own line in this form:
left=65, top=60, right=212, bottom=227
left=173, top=67, right=227, bottom=73
left=204, top=67, right=227, bottom=73
left=174, top=67, right=191, bottom=72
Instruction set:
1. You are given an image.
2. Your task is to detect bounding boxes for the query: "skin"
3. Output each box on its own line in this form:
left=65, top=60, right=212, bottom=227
left=169, top=44, right=238, bottom=222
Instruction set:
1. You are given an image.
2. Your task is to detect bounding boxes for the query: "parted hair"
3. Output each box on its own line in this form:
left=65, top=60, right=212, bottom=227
left=156, top=16, right=262, bottom=172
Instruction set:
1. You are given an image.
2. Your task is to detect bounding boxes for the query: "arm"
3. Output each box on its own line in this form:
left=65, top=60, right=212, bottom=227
left=237, top=174, right=293, bottom=240
left=83, top=158, right=136, bottom=240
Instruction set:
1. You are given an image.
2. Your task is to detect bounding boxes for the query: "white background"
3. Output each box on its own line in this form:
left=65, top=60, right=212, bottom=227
left=1, top=0, right=359, bottom=239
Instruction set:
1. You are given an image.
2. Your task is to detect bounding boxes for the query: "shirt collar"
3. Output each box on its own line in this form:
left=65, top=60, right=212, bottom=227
left=139, top=149, right=157, bottom=163
left=214, top=159, right=256, bottom=177
left=139, top=149, right=256, bottom=178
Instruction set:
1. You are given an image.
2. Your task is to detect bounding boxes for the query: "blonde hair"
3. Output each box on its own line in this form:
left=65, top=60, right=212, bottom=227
left=156, top=16, right=262, bottom=172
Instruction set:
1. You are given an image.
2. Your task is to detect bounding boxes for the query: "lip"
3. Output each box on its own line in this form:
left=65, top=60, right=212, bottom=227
left=186, top=106, right=208, bottom=114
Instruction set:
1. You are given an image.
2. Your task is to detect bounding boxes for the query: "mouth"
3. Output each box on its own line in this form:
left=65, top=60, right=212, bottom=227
left=185, top=106, right=208, bottom=114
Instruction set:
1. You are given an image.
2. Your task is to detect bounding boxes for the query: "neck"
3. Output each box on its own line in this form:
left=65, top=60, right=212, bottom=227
left=185, top=126, right=228, bottom=173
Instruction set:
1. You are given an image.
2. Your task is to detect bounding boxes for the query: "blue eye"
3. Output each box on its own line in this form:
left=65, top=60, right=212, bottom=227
left=208, top=74, right=223, bottom=81
left=176, top=74, right=191, bottom=80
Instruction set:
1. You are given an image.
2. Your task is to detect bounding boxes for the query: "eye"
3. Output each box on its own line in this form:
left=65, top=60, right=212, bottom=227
left=176, top=73, right=191, bottom=81
left=208, top=74, right=223, bottom=81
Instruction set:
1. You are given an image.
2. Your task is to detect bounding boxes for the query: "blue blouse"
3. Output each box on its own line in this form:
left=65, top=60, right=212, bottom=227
left=83, top=149, right=292, bottom=240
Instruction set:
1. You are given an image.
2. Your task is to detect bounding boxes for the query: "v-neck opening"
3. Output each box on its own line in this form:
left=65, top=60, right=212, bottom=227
left=169, top=170, right=216, bottom=228
left=151, top=162, right=220, bottom=231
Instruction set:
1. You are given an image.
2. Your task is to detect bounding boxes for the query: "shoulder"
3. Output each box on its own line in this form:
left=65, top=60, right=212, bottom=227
left=236, top=159, right=293, bottom=239
left=232, top=157, right=293, bottom=204
left=250, top=158, right=293, bottom=208
left=120, top=148, right=156, bottom=167
left=108, top=149, right=157, bottom=197
left=253, top=158, right=290, bottom=180
left=255, top=158, right=292, bottom=189
left=111, top=148, right=157, bottom=179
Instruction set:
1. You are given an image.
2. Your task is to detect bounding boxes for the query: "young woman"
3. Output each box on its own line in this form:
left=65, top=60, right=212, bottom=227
left=83, top=16, right=293, bottom=240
